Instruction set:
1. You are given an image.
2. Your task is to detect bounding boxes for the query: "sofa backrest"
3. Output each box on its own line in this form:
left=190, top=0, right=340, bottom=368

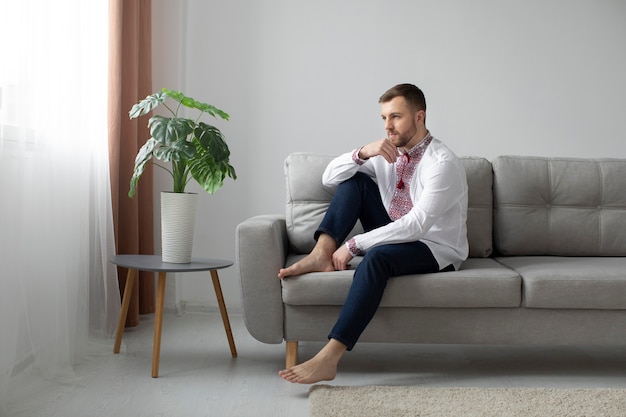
left=492, top=156, right=626, bottom=256
left=285, top=153, right=348, bottom=254
left=284, top=152, right=493, bottom=258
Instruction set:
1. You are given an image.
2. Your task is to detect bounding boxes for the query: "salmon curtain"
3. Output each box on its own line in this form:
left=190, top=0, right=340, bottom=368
left=108, top=0, right=155, bottom=326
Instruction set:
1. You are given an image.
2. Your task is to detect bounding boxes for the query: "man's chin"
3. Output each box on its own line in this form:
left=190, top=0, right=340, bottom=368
left=388, top=137, right=405, bottom=148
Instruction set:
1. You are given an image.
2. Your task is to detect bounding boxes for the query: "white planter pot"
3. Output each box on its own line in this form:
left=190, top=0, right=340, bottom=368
left=160, top=191, right=198, bottom=263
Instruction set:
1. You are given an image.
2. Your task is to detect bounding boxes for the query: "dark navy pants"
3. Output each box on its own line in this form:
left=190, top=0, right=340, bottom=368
left=315, top=173, right=445, bottom=350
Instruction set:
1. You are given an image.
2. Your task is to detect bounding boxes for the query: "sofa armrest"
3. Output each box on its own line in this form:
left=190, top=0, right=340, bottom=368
left=235, top=214, right=288, bottom=344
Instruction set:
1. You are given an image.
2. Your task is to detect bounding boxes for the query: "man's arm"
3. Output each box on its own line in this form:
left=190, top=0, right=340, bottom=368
left=322, top=139, right=398, bottom=187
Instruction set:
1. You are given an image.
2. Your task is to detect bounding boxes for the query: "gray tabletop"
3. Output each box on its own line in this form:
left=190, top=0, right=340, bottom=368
left=110, top=254, right=233, bottom=272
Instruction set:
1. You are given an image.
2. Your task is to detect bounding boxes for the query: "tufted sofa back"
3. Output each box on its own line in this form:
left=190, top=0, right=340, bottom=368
left=492, top=156, right=626, bottom=256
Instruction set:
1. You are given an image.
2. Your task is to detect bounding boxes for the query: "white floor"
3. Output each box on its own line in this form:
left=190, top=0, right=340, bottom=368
left=6, top=311, right=626, bottom=417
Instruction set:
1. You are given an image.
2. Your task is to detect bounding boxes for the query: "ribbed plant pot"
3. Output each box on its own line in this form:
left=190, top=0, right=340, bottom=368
left=160, top=191, right=198, bottom=263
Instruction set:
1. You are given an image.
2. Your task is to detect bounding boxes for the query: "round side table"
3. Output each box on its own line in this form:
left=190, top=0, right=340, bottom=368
left=110, top=254, right=237, bottom=377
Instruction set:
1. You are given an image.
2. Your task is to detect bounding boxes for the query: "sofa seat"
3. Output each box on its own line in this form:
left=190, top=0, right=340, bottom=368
left=281, top=257, right=521, bottom=308
left=497, top=256, right=626, bottom=309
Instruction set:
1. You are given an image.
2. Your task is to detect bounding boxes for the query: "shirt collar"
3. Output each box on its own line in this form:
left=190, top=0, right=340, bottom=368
left=405, top=132, right=433, bottom=158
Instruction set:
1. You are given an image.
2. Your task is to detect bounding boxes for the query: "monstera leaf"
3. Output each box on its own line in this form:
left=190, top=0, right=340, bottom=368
left=127, top=89, right=235, bottom=197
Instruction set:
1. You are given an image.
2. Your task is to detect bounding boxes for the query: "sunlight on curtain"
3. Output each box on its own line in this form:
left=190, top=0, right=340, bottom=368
left=0, top=0, right=119, bottom=411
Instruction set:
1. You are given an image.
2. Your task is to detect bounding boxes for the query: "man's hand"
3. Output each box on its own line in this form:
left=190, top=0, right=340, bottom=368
left=358, top=138, right=399, bottom=164
left=332, top=245, right=354, bottom=271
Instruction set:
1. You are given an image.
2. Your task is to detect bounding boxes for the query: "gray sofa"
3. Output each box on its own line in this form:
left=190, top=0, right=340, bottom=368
left=235, top=153, right=626, bottom=368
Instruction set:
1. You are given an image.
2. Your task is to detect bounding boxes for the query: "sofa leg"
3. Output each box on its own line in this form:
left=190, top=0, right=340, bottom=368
left=286, top=341, right=298, bottom=368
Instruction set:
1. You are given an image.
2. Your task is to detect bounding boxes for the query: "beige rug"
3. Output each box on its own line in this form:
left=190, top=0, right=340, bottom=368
left=308, top=385, right=626, bottom=417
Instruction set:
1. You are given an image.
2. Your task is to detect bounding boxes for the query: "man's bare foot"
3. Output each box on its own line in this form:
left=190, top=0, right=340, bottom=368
left=278, top=339, right=347, bottom=384
left=278, top=234, right=338, bottom=279
left=278, top=356, right=337, bottom=384
left=277, top=251, right=334, bottom=279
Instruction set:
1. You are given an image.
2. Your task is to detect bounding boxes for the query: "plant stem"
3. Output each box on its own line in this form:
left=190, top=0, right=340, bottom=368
left=172, top=159, right=188, bottom=193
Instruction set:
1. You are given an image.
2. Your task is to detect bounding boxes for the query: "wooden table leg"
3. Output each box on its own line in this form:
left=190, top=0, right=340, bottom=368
left=210, top=269, right=238, bottom=358
left=114, top=268, right=137, bottom=354
left=152, top=271, right=167, bottom=378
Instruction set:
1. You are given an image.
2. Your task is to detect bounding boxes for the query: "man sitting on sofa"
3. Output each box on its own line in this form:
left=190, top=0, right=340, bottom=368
left=277, top=83, right=469, bottom=384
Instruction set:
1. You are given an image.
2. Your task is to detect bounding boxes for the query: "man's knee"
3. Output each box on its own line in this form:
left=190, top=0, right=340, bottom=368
left=359, top=247, right=393, bottom=272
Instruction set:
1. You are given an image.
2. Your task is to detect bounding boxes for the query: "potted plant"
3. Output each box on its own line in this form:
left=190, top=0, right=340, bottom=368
left=128, top=88, right=236, bottom=263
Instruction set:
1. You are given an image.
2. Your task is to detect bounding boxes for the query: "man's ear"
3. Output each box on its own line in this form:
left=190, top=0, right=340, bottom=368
left=415, top=109, right=426, bottom=124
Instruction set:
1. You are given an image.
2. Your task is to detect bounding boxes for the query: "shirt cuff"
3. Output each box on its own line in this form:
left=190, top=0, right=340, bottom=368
left=346, top=238, right=365, bottom=257
left=351, top=147, right=366, bottom=166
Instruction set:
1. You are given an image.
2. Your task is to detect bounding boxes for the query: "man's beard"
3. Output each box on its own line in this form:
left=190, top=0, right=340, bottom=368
left=388, top=122, right=418, bottom=148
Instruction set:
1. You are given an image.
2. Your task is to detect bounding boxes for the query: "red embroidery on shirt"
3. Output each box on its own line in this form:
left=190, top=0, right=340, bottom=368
left=347, top=238, right=364, bottom=256
left=352, top=147, right=365, bottom=165
left=388, top=135, right=432, bottom=221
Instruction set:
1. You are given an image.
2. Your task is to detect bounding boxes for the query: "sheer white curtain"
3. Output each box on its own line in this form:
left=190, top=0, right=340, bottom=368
left=0, top=0, right=119, bottom=411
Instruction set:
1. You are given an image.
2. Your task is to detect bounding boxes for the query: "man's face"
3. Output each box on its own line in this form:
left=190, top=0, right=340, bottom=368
left=381, top=96, right=423, bottom=149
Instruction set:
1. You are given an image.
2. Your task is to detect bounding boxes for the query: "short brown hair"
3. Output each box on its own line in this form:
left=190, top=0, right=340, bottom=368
left=379, top=84, right=426, bottom=112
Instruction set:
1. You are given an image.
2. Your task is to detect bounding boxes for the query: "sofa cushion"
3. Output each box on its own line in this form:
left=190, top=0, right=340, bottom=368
left=493, top=156, right=626, bottom=256
left=284, top=152, right=493, bottom=257
left=284, top=152, right=362, bottom=254
left=497, top=256, right=626, bottom=309
left=281, top=257, right=521, bottom=308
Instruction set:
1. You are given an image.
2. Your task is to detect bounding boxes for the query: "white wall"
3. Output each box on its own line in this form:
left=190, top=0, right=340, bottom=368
left=152, top=0, right=626, bottom=312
